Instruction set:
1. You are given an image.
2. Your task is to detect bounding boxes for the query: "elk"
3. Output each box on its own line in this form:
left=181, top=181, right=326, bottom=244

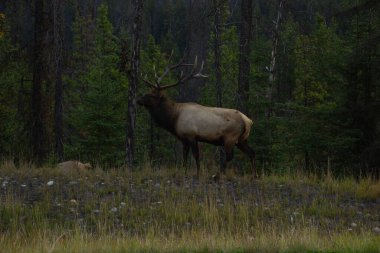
left=138, top=56, right=257, bottom=177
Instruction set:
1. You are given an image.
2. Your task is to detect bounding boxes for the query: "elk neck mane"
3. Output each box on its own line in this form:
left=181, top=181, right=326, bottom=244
left=147, top=94, right=180, bottom=135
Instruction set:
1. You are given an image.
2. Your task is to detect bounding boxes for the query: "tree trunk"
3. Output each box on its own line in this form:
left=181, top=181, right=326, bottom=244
left=179, top=0, right=210, bottom=102
left=125, top=0, right=143, bottom=169
left=237, top=0, right=253, bottom=115
left=31, top=0, right=46, bottom=164
left=213, top=0, right=225, bottom=171
left=53, top=0, right=64, bottom=162
left=266, top=0, right=284, bottom=118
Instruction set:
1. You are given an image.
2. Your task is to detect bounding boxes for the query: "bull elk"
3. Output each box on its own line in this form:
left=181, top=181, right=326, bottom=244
left=137, top=56, right=257, bottom=177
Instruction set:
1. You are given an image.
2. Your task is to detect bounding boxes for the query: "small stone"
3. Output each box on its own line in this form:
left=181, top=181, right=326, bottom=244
left=93, top=209, right=100, bottom=214
left=70, top=199, right=78, bottom=205
left=110, top=207, right=118, bottom=213
left=21, top=184, right=26, bottom=188
left=154, top=183, right=160, bottom=188
left=120, top=202, right=126, bottom=207
left=373, top=227, right=380, bottom=234
left=47, top=180, right=54, bottom=186
left=347, top=228, right=353, bottom=232
left=351, top=222, right=357, bottom=228
left=2, top=180, right=8, bottom=187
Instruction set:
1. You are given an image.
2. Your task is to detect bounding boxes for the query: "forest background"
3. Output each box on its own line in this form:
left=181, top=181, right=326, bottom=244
left=0, top=0, right=379, bottom=177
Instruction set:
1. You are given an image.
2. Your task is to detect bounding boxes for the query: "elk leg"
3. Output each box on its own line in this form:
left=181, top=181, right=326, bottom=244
left=182, top=141, right=190, bottom=169
left=222, top=141, right=234, bottom=174
left=237, top=141, right=257, bottom=178
left=190, top=141, right=200, bottom=177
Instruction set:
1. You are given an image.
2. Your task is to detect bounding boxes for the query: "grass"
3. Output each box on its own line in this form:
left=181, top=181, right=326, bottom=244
left=0, top=160, right=379, bottom=252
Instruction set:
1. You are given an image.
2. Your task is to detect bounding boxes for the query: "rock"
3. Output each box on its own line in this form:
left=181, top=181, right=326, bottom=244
left=373, top=227, right=380, bottom=234
left=110, top=207, right=118, bottom=213
left=57, top=161, right=92, bottom=175
left=47, top=180, right=54, bottom=186
left=21, top=184, right=26, bottom=188
left=120, top=202, right=126, bottom=207
left=350, top=222, right=357, bottom=228
left=70, top=199, right=78, bottom=205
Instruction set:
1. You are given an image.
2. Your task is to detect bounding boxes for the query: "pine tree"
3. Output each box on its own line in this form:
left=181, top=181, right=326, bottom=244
left=0, top=14, right=29, bottom=157
left=67, top=4, right=127, bottom=166
left=289, top=14, right=355, bottom=171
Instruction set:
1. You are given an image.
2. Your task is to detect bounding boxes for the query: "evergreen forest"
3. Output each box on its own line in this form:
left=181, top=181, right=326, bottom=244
left=0, top=0, right=379, bottom=177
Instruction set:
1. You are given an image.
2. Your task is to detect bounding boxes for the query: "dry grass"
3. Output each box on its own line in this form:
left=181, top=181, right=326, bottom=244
left=1, top=228, right=379, bottom=253
left=0, top=160, right=379, bottom=252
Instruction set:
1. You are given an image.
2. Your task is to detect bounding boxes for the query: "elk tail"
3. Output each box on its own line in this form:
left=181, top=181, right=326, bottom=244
left=239, top=113, right=253, bottom=142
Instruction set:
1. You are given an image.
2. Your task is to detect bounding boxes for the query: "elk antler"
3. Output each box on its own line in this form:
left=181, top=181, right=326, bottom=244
left=141, top=55, right=208, bottom=90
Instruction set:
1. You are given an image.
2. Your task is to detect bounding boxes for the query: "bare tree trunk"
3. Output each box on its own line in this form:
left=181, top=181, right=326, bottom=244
left=31, top=0, right=46, bottom=164
left=53, top=0, right=64, bottom=162
left=266, top=0, right=284, bottom=118
left=125, top=0, right=143, bottom=169
left=237, top=0, right=253, bottom=115
left=179, top=0, right=210, bottom=102
left=213, top=0, right=225, bottom=171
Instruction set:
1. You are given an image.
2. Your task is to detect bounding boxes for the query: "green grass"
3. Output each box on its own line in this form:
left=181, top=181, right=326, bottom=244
left=0, top=161, right=379, bottom=252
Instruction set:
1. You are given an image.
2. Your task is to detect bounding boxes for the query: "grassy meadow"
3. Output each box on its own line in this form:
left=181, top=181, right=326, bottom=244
left=0, top=160, right=379, bottom=252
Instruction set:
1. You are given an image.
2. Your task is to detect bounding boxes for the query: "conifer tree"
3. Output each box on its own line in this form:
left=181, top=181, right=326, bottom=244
left=67, top=4, right=127, bottom=165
